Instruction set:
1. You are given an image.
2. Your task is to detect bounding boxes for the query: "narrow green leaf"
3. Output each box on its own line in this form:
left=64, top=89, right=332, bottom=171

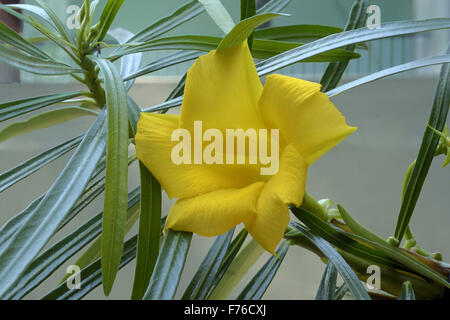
left=0, top=44, right=81, bottom=75
left=327, top=54, right=450, bottom=97
left=241, top=0, right=256, bottom=50
left=142, top=96, right=183, bottom=113
left=0, top=20, right=50, bottom=59
left=255, top=24, right=343, bottom=42
left=0, top=111, right=106, bottom=298
left=182, top=229, right=234, bottom=300
left=207, top=228, right=249, bottom=298
left=292, top=223, right=371, bottom=300
left=217, top=12, right=284, bottom=50
left=256, top=18, right=450, bottom=75
left=0, top=91, right=84, bottom=122
left=2, top=189, right=139, bottom=300
left=320, top=0, right=369, bottom=91
left=34, top=0, right=73, bottom=44
left=5, top=3, right=55, bottom=29
left=237, top=240, right=290, bottom=300
left=92, top=57, right=129, bottom=296
left=315, top=262, right=338, bottom=300
left=123, top=51, right=201, bottom=81
left=94, top=0, right=125, bottom=42
left=208, top=238, right=264, bottom=300
left=108, top=28, right=143, bottom=91
left=337, top=204, right=387, bottom=246
left=334, top=283, right=349, bottom=300
left=398, top=281, right=416, bottom=300
left=256, top=0, right=290, bottom=13
left=41, top=235, right=138, bottom=300
left=199, top=0, right=235, bottom=34
left=0, top=107, right=96, bottom=143
left=143, top=230, right=192, bottom=300
left=59, top=187, right=141, bottom=285
left=394, top=47, right=450, bottom=242
left=131, top=163, right=162, bottom=300
left=125, top=0, right=204, bottom=44
left=0, top=135, right=82, bottom=193
left=111, top=36, right=358, bottom=64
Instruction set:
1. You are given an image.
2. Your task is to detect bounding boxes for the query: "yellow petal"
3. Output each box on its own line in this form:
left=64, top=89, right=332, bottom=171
left=165, top=182, right=265, bottom=236
left=259, top=74, right=357, bottom=164
left=136, top=112, right=262, bottom=199
left=180, top=42, right=265, bottom=133
left=245, top=144, right=308, bottom=253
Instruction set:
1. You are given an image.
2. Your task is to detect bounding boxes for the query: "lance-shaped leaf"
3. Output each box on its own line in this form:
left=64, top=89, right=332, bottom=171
left=394, top=47, right=450, bottom=242
left=291, top=223, right=371, bottom=300
left=328, top=54, right=450, bottom=97
left=41, top=235, right=138, bottom=300
left=0, top=107, right=96, bottom=144
left=34, top=0, right=72, bottom=44
left=0, top=111, right=106, bottom=298
left=256, top=18, right=450, bottom=75
left=315, top=262, right=338, bottom=300
left=143, top=230, right=192, bottom=300
left=0, top=20, right=49, bottom=59
left=199, top=0, right=235, bottom=34
left=94, top=0, right=125, bottom=42
left=320, top=0, right=369, bottom=91
left=91, top=57, right=130, bottom=296
left=182, top=229, right=234, bottom=300
left=237, top=240, right=290, bottom=300
left=0, top=44, right=81, bottom=75
left=0, top=91, right=84, bottom=122
left=0, top=135, right=83, bottom=193
left=256, top=0, right=290, bottom=13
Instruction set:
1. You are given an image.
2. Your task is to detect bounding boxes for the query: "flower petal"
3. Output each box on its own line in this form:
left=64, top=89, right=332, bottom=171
left=136, top=112, right=262, bottom=199
left=165, top=182, right=265, bottom=236
left=245, top=144, right=308, bottom=253
left=180, top=42, right=265, bottom=132
left=259, top=74, right=357, bottom=164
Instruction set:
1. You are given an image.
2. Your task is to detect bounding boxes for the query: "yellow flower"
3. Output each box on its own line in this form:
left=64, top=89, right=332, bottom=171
left=135, top=42, right=356, bottom=253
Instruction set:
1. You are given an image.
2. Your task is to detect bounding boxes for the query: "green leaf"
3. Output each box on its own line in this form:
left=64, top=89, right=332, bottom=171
left=94, top=0, right=125, bottom=42
left=182, top=229, right=234, bottom=300
left=91, top=57, right=130, bottom=296
left=292, top=223, right=371, bottom=300
left=315, top=262, right=338, bottom=300
left=256, top=0, right=290, bottom=13
left=41, top=235, right=138, bottom=300
left=237, top=240, right=290, bottom=300
left=34, top=0, right=73, bottom=44
left=334, top=283, right=349, bottom=300
left=108, top=28, right=143, bottom=91
left=0, top=111, right=106, bottom=298
left=327, top=54, right=450, bottom=97
left=59, top=187, right=141, bottom=285
left=320, top=0, right=369, bottom=92
left=394, top=48, right=450, bottom=242
left=398, top=281, right=416, bottom=300
left=256, top=18, right=450, bottom=75
left=0, top=44, right=81, bottom=75
left=142, top=96, right=183, bottom=113
left=0, top=20, right=50, bottom=59
left=143, top=230, right=192, bottom=300
left=199, top=0, right=235, bottom=34
left=125, top=0, right=204, bottom=44
left=0, top=91, right=84, bottom=122
left=131, top=163, right=162, bottom=300
left=123, top=51, right=201, bottom=81
left=0, top=135, right=82, bottom=193
left=208, top=237, right=264, bottom=300
left=207, top=228, right=249, bottom=298
left=111, top=36, right=358, bottom=63
left=4, top=3, right=55, bottom=29
left=255, top=24, right=343, bottom=42
left=240, top=0, right=256, bottom=49
left=336, top=204, right=387, bottom=246
left=0, top=107, right=96, bottom=144
left=217, top=12, right=284, bottom=50
left=2, top=188, right=138, bottom=300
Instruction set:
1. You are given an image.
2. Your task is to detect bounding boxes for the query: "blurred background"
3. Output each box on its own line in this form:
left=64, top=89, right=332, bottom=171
left=1, top=0, right=449, bottom=299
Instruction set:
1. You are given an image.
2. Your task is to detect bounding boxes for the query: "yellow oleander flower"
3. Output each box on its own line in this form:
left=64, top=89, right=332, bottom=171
left=135, top=42, right=356, bottom=253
